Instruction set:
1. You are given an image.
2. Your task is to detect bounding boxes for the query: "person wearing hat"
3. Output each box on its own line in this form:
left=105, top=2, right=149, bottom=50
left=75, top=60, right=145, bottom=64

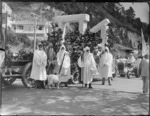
left=126, top=52, right=135, bottom=67
left=78, top=46, right=97, bottom=88
left=139, top=54, right=149, bottom=94
left=30, top=43, right=47, bottom=89
left=46, top=42, right=57, bottom=75
left=100, top=47, right=113, bottom=85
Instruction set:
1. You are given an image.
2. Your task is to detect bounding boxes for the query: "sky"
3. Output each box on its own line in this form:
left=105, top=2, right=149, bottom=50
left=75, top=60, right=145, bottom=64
left=121, top=2, right=149, bottom=24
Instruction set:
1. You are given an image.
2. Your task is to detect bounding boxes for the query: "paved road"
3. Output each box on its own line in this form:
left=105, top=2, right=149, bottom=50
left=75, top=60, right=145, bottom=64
left=1, top=76, right=149, bottom=115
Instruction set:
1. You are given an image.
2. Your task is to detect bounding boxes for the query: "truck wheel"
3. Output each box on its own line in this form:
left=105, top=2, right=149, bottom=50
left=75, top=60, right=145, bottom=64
left=127, top=71, right=131, bottom=79
left=2, top=77, right=16, bottom=85
left=71, top=71, right=79, bottom=84
left=22, top=62, right=36, bottom=88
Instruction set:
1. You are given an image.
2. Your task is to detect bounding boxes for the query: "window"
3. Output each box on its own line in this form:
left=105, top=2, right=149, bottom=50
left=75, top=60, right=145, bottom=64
left=18, top=25, right=24, bottom=30
left=38, top=25, right=44, bottom=30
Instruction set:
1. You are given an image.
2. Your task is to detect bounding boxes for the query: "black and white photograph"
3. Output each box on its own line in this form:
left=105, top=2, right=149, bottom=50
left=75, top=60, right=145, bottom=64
left=0, top=1, right=149, bottom=115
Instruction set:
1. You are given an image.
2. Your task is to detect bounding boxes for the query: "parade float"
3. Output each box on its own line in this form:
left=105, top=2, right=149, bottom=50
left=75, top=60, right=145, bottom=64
left=1, top=14, right=91, bottom=87
left=1, top=12, right=136, bottom=87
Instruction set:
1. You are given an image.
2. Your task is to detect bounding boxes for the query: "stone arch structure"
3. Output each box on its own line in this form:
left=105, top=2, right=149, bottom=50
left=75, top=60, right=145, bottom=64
left=90, top=18, right=110, bottom=49
left=53, top=14, right=90, bottom=35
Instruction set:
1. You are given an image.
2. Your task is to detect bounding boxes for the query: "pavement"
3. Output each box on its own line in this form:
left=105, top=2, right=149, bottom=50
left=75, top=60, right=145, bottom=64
left=1, top=76, right=149, bottom=115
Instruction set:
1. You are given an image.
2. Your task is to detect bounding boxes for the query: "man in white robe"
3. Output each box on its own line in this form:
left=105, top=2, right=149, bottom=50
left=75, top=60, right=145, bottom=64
left=100, top=47, right=113, bottom=85
left=30, top=43, right=47, bottom=89
left=57, top=44, right=71, bottom=87
left=78, top=47, right=97, bottom=88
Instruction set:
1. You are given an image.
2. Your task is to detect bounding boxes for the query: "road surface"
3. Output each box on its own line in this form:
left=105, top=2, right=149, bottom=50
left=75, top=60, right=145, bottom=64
left=1, top=76, right=149, bottom=115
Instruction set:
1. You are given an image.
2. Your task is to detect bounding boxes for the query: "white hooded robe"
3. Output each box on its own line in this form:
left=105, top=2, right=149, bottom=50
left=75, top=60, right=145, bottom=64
left=57, top=45, right=71, bottom=82
left=78, top=50, right=97, bottom=84
left=99, top=47, right=113, bottom=78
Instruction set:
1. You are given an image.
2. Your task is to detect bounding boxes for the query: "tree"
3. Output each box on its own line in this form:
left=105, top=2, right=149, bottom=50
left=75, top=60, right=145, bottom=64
left=126, top=7, right=135, bottom=23
left=133, top=18, right=142, bottom=31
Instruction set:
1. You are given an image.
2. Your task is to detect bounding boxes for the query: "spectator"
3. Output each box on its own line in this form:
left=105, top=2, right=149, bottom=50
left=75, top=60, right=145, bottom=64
left=138, top=41, right=142, bottom=51
left=126, top=52, right=135, bottom=67
left=100, top=47, right=113, bottom=85
left=139, top=54, right=149, bottom=94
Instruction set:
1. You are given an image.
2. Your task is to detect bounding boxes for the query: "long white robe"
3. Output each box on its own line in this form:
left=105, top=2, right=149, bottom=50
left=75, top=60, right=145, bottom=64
left=78, top=53, right=97, bottom=84
left=30, top=50, right=47, bottom=81
left=0, top=51, right=5, bottom=68
left=57, top=45, right=71, bottom=82
left=99, top=52, right=113, bottom=78
left=96, top=51, right=103, bottom=79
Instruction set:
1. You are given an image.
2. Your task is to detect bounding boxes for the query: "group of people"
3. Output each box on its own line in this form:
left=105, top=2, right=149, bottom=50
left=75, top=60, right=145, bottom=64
left=78, top=44, right=114, bottom=88
left=30, top=42, right=71, bottom=89
left=30, top=42, right=114, bottom=89
left=25, top=40, right=149, bottom=94
left=0, top=39, right=149, bottom=94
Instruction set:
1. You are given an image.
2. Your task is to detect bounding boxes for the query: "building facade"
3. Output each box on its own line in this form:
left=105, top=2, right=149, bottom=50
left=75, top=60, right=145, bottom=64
left=11, top=20, right=49, bottom=41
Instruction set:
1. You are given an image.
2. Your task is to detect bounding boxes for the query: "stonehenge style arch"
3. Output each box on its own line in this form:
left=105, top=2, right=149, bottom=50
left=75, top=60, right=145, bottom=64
left=90, top=18, right=110, bottom=49
left=53, top=14, right=90, bottom=35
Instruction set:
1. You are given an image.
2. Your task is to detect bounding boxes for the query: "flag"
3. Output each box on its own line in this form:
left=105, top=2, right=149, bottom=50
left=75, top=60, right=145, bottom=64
left=141, top=29, right=147, bottom=56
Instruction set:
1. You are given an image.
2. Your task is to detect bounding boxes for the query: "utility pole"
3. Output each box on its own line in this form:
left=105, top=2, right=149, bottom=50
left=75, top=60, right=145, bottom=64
left=31, top=13, right=40, bottom=52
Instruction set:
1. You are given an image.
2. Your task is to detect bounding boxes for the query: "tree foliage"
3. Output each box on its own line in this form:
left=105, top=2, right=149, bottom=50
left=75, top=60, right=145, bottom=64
left=6, top=2, right=149, bottom=48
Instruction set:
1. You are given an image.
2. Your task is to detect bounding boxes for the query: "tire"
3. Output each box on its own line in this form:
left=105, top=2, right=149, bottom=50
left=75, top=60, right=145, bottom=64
left=22, top=62, right=36, bottom=88
left=71, top=63, right=80, bottom=84
left=2, top=77, right=16, bottom=85
left=127, top=71, right=132, bottom=79
left=71, top=71, right=79, bottom=84
left=133, top=68, right=138, bottom=78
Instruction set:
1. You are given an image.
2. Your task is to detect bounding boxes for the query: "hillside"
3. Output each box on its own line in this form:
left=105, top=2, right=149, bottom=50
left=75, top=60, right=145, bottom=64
left=6, top=2, right=149, bottom=47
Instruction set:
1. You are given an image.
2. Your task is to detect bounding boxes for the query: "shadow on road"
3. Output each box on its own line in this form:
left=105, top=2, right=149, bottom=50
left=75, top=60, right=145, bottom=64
left=1, top=84, right=149, bottom=115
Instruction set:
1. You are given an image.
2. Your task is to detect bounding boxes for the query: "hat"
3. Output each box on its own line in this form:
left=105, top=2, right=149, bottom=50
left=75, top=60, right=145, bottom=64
left=84, top=46, right=90, bottom=51
left=105, top=46, right=109, bottom=52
